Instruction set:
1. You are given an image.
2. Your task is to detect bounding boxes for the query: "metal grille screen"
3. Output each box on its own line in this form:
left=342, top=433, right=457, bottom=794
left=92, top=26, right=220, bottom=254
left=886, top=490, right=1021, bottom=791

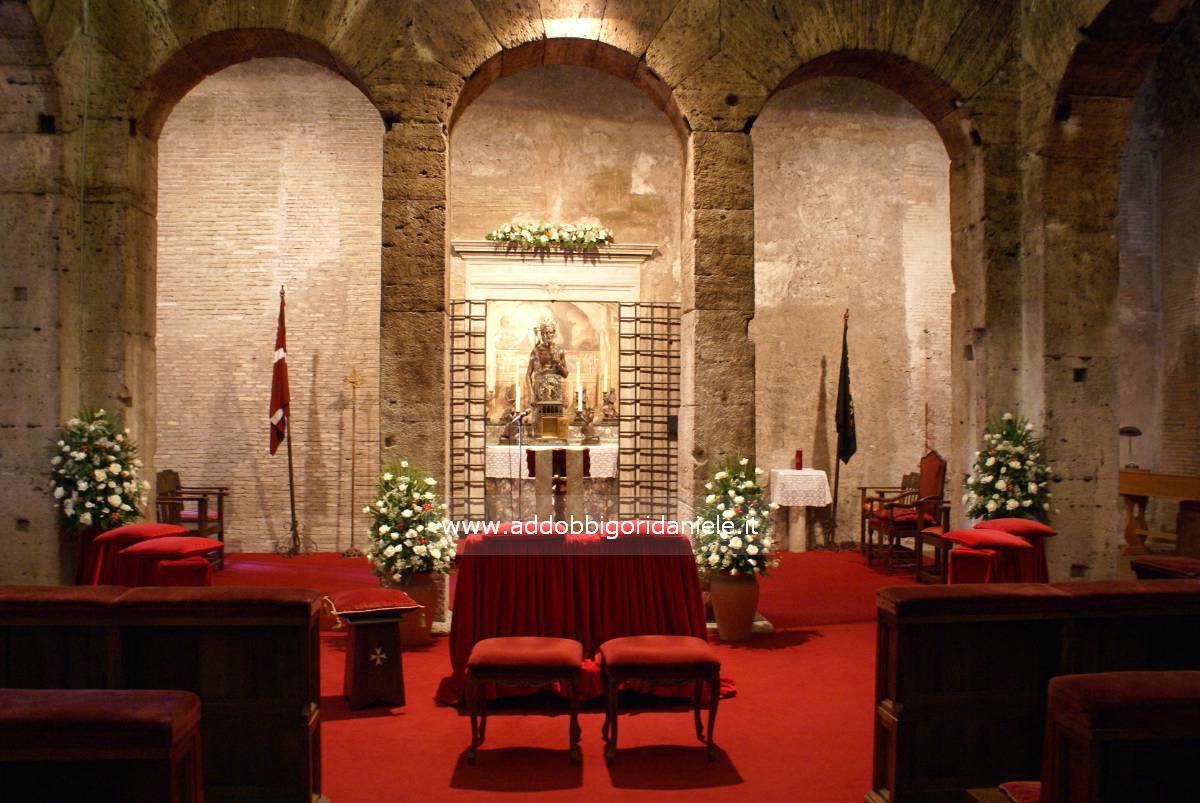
left=618, top=303, right=681, bottom=518
left=447, top=300, right=487, bottom=521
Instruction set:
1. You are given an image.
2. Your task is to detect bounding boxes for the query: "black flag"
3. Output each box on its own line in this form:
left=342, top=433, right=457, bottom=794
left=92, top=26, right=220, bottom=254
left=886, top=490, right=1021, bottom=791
left=835, top=311, right=857, bottom=463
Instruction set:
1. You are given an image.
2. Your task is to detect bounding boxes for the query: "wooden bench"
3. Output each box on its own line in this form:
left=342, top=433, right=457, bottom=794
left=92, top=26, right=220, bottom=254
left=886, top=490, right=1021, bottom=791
left=0, top=688, right=202, bottom=803
left=870, top=580, right=1200, bottom=802
left=0, top=586, right=321, bottom=802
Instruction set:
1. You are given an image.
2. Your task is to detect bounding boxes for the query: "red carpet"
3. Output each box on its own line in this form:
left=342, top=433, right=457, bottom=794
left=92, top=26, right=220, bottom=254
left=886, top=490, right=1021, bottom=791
left=216, top=549, right=915, bottom=801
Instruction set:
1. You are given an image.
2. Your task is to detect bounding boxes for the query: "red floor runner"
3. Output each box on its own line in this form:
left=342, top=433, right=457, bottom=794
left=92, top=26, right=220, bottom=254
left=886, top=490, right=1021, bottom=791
left=216, top=549, right=915, bottom=801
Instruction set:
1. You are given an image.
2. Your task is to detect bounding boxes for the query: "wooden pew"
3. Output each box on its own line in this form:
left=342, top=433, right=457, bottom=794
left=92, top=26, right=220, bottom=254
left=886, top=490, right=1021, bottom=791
left=870, top=580, right=1200, bottom=803
left=0, top=586, right=321, bottom=803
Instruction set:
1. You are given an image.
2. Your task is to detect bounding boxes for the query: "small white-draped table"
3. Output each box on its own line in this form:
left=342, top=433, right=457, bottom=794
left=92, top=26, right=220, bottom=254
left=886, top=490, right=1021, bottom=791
left=769, top=469, right=833, bottom=552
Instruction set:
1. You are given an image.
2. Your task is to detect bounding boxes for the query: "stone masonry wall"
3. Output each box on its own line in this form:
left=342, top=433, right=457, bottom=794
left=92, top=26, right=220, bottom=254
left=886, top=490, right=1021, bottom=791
left=156, top=59, right=382, bottom=553
left=0, top=0, right=64, bottom=582
left=752, top=77, right=952, bottom=542
left=449, top=65, right=683, bottom=303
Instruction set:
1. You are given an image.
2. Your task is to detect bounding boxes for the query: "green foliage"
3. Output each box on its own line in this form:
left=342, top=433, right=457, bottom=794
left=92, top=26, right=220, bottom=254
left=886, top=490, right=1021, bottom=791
left=693, top=457, right=778, bottom=576
left=50, top=408, right=147, bottom=532
left=963, top=413, right=1053, bottom=523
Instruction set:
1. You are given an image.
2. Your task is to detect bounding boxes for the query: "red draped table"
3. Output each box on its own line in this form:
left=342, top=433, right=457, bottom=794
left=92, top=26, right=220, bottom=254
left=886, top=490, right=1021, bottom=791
left=436, top=526, right=711, bottom=704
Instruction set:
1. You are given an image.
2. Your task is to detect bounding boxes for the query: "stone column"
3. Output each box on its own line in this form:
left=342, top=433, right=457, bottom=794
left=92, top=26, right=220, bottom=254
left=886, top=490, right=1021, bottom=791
left=680, top=131, right=756, bottom=508
left=379, top=122, right=447, bottom=477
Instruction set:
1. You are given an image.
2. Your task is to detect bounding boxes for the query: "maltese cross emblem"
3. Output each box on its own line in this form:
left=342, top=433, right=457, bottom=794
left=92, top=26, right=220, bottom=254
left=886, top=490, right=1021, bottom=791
left=369, top=647, right=387, bottom=666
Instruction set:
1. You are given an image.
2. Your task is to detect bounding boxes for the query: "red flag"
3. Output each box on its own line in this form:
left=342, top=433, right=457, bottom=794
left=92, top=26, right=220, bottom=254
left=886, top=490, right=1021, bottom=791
left=269, top=288, right=290, bottom=455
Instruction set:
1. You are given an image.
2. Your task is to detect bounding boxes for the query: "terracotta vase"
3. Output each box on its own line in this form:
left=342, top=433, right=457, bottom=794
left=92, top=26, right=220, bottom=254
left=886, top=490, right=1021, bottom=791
left=383, top=571, right=440, bottom=647
left=709, top=571, right=759, bottom=642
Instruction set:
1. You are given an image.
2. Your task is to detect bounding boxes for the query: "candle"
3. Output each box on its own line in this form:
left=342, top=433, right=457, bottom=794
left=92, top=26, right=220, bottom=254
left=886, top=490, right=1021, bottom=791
left=576, top=360, right=583, bottom=411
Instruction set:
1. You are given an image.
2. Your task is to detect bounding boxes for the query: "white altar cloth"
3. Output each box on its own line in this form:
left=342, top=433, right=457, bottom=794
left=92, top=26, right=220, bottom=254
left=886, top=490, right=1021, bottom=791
left=769, top=469, right=833, bottom=507
left=485, top=444, right=619, bottom=479
left=770, top=469, right=833, bottom=552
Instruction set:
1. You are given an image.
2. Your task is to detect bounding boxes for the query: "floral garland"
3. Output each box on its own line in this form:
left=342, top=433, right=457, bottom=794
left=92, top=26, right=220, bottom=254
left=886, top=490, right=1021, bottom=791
left=963, top=413, right=1054, bottom=522
left=50, top=408, right=148, bottom=531
left=486, top=220, right=612, bottom=249
left=364, top=461, right=456, bottom=585
left=693, top=457, right=779, bottom=576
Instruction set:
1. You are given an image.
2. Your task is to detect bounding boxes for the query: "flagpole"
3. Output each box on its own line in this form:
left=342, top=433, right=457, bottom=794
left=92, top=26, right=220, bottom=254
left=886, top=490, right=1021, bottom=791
left=830, top=309, right=849, bottom=548
left=285, top=413, right=300, bottom=556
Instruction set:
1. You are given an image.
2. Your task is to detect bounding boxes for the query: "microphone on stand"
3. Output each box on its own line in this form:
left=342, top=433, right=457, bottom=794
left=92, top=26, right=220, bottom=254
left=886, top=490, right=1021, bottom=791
left=509, top=409, right=531, bottom=425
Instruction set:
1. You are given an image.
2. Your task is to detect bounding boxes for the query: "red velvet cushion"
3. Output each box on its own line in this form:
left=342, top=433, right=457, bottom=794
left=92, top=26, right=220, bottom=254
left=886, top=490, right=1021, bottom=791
left=116, top=586, right=321, bottom=622
left=1131, top=556, right=1200, bottom=578
left=120, top=535, right=223, bottom=558
left=599, top=635, right=720, bottom=669
left=999, top=780, right=1041, bottom=803
left=870, top=507, right=932, bottom=524
left=0, top=689, right=200, bottom=751
left=179, top=508, right=219, bottom=522
left=467, top=636, right=583, bottom=669
left=878, top=583, right=1072, bottom=617
left=93, top=522, right=187, bottom=544
left=944, top=528, right=1033, bottom=550
left=150, top=556, right=214, bottom=587
left=976, top=518, right=1056, bottom=537
left=326, top=588, right=422, bottom=623
left=1049, top=671, right=1200, bottom=730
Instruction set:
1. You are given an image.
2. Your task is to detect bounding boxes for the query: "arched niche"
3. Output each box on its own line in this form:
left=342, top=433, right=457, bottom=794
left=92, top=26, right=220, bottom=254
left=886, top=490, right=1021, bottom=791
left=154, top=57, right=383, bottom=553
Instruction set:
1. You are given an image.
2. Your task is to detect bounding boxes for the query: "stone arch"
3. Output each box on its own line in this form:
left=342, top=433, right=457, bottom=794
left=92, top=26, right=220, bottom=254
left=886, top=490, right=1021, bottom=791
left=758, top=49, right=989, bottom=533
left=137, top=29, right=382, bottom=139
left=450, top=38, right=687, bottom=141
left=1034, top=0, right=1192, bottom=576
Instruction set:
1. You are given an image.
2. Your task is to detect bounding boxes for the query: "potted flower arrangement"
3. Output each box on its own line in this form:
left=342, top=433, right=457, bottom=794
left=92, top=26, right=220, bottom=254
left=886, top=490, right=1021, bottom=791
left=694, top=457, right=778, bottom=642
left=50, top=409, right=149, bottom=582
left=963, top=412, right=1053, bottom=522
left=364, top=461, right=455, bottom=645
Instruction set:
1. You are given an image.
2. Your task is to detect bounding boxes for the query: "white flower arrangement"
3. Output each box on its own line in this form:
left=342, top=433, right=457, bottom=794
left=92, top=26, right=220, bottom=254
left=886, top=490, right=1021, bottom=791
left=963, top=413, right=1054, bottom=523
left=364, top=461, right=456, bottom=585
left=486, top=220, right=612, bottom=250
left=693, top=457, right=779, bottom=577
left=50, top=408, right=148, bottom=531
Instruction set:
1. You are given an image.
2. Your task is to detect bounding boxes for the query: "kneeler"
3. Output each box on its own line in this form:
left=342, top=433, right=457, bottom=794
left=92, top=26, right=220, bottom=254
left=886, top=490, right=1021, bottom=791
left=325, top=589, right=423, bottom=709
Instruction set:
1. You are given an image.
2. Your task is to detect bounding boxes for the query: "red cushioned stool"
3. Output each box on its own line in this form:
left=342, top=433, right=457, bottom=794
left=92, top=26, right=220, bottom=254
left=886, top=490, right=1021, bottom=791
left=325, top=589, right=424, bottom=710
left=118, top=536, right=223, bottom=586
left=465, top=637, right=583, bottom=764
left=948, top=546, right=1000, bottom=583
left=0, top=688, right=203, bottom=803
left=599, top=635, right=722, bottom=763
left=87, top=523, right=187, bottom=585
left=150, top=556, right=214, bottom=587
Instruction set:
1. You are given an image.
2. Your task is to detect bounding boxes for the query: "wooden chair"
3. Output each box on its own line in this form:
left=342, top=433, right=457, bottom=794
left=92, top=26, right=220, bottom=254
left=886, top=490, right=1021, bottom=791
left=860, top=472, right=919, bottom=563
left=156, top=470, right=227, bottom=564
left=912, top=497, right=952, bottom=583
left=865, top=450, right=947, bottom=574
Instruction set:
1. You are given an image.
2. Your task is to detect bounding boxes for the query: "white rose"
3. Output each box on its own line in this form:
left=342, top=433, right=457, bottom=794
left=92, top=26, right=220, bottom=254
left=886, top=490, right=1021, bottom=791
left=705, top=494, right=717, bottom=504
left=734, top=495, right=745, bottom=504
left=1022, top=499, right=1033, bottom=507
left=51, top=456, right=61, bottom=466
left=77, top=480, right=89, bottom=491
left=401, top=509, right=413, bottom=518
left=107, top=463, right=121, bottom=475
left=755, top=467, right=763, bottom=475
left=425, top=477, right=437, bottom=486
left=400, top=460, right=409, bottom=468
left=985, top=500, right=998, bottom=512
left=107, top=494, right=122, bottom=507
left=53, top=487, right=65, bottom=499
left=1006, top=499, right=1020, bottom=510
left=986, top=457, right=996, bottom=467
left=79, top=512, right=93, bottom=525
left=429, top=548, right=441, bottom=559
left=995, top=479, right=1007, bottom=491
left=379, top=524, right=390, bottom=534
left=746, top=544, right=759, bottom=556
left=708, top=554, right=719, bottom=566
left=704, top=482, right=713, bottom=490
left=1002, top=412, right=1013, bottom=420
left=413, top=544, right=428, bottom=555
left=729, top=536, right=743, bottom=549
left=716, top=503, right=725, bottom=511
left=714, top=471, right=727, bottom=480
left=93, top=469, right=107, bottom=481
left=739, top=458, right=749, bottom=466
left=382, top=472, right=393, bottom=481
left=1028, top=482, right=1038, bottom=494
left=721, top=509, right=735, bottom=519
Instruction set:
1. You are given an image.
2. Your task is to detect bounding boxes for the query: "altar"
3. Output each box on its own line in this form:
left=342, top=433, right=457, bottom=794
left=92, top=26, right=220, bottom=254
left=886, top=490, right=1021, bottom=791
left=448, top=240, right=681, bottom=522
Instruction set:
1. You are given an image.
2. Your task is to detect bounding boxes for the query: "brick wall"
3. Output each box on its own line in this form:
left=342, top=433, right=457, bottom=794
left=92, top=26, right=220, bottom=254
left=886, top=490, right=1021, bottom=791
left=751, top=77, right=953, bottom=542
left=156, top=58, right=383, bottom=553
left=0, top=0, right=64, bottom=582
